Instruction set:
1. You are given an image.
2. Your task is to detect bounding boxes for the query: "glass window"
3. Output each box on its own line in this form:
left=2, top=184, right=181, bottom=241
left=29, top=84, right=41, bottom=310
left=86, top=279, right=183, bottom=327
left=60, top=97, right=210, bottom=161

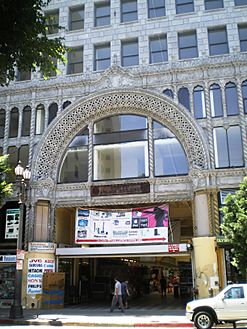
left=35, top=104, right=45, bottom=135
left=241, top=80, right=247, bottom=113
left=9, top=108, right=19, bottom=138
left=210, top=84, right=223, bottom=117
left=93, top=115, right=148, bottom=180
left=225, top=82, right=239, bottom=116
left=153, top=120, right=189, bottom=176
left=238, top=25, right=247, bottom=52
left=48, top=103, right=58, bottom=125
left=0, top=109, right=5, bottom=139
left=121, top=0, right=138, bottom=22
left=224, top=287, right=244, bottom=299
left=94, top=43, right=111, bottom=71
left=67, top=47, right=83, bottom=74
left=62, top=101, right=71, bottom=110
left=208, top=26, right=229, bottom=56
left=176, top=0, right=194, bottom=14
left=213, top=126, right=244, bottom=168
left=7, top=146, right=18, bottom=173
left=19, top=145, right=29, bottom=168
left=163, top=89, right=174, bottom=98
left=205, top=0, right=223, bottom=10
left=95, top=2, right=110, bottom=27
left=121, top=39, right=139, bottom=67
left=59, top=128, right=89, bottom=183
left=178, top=87, right=191, bottom=111
left=21, top=106, right=31, bottom=136
left=193, top=86, right=206, bottom=119
left=69, top=6, right=84, bottom=31
left=17, top=70, right=31, bottom=81
left=0, top=147, right=2, bottom=156
left=149, top=35, right=168, bottom=63
left=45, top=10, right=59, bottom=34
left=178, top=31, right=198, bottom=59
left=148, top=0, right=166, bottom=18
left=235, top=0, right=247, bottom=5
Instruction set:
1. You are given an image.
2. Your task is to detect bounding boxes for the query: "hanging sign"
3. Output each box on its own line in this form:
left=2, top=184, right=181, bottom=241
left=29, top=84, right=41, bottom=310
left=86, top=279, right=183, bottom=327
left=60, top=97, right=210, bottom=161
left=5, top=209, right=20, bottom=239
left=75, top=205, right=169, bottom=245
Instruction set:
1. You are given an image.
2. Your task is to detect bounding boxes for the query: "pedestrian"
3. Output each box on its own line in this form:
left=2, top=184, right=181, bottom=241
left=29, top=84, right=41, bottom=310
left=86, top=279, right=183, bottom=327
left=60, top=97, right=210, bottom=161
left=121, top=280, right=130, bottom=309
left=160, top=274, right=167, bottom=297
left=110, top=277, right=124, bottom=312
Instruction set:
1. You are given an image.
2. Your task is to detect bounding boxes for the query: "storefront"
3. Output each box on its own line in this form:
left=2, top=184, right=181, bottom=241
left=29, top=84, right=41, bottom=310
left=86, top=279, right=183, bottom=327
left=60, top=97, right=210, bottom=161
left=0, top=255, right=16, bottom=307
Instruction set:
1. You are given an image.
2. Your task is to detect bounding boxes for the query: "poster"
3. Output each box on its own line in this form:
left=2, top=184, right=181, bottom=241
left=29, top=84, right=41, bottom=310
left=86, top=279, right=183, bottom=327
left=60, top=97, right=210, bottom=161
left=5, top=209, right=20, bottom=239
left=27, top=258, right=55, bottom=294
left=75, top=205, right=169, bottom=244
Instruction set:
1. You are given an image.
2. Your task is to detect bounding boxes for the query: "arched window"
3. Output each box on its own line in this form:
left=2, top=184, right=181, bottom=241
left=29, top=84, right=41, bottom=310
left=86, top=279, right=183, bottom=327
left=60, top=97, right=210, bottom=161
left=225, top=82, right=239, bottom=116
left=193, top=86, right=206, bottom=119
left=59, top=127, right=89, bottom=183
left=9, top=107, right=19, bottom=138
left=48, top=103, right=58, bottom=124
left=210, top=84, right=223, bottom=117
left=93, top=115, right=148, bottom=180
left=21, top=106, right=31, bottom=136
left=19, top=145, right=29, bottom=167
left=178, top=87, right=191, bottom=111
left=163, top=89, right=174, bottom=99
left=62, top=101, right=71, bottom=110
left=213, top=126, right=244, bottom=168
left=35, top=104, right=45, bottom=135
left=241, top=80, right=247, bottom=114
left=153, top=120, right=189, bottom=176
left=0, top=109, right=5, bottom=139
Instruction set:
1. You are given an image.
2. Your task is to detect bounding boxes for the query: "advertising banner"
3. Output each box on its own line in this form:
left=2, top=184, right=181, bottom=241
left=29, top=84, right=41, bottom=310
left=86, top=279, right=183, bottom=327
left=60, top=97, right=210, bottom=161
left=75, top=205, right=169, bottom=244
left=5, top=209, right=20, bottom=239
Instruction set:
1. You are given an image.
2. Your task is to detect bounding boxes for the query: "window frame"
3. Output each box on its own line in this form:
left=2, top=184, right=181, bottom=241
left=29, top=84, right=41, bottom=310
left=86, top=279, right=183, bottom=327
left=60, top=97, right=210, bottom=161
left=238, top=24, right=247, bottom=52
left=208, top=26, right=229, bottom=56
left=67, top=47, right=83, bottom=75
left=176, top=0, right=194, bottom=14
left=94, top=43, right=111, bottom=71
left=121, top=39, right=139, bottom=67
left=69, top=6, right=84, bottom=31
left=121, top=0, right=138, bottom=23
left=149, top=34, right=168, bottom=64
left=178, top=30, right=198, bottom=59
left=148, top=0, right=166, bottom=18
left=45, top=10, right=59, bottom=34
left=204, top=0, right=223, bottom=10
left=94, top=1, right=111, bottom=27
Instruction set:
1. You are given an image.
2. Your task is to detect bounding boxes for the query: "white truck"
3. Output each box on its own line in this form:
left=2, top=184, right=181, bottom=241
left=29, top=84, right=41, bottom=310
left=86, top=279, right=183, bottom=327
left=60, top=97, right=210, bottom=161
left=186, top=284, right=247, bottom=329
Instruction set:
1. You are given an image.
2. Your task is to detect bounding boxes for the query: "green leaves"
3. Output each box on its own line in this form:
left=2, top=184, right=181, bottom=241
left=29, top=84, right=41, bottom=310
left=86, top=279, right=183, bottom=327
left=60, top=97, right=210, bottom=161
left=0, top=155, right=13, bottom=206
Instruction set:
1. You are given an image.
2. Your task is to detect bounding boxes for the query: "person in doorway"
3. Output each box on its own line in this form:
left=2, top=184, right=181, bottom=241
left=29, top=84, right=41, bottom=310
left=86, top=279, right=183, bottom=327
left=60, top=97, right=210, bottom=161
left=110, top=277, right=124, bottom=312
left=160, top=274, right=167, bottom=297
left=121, top=280, right=130, bottom=309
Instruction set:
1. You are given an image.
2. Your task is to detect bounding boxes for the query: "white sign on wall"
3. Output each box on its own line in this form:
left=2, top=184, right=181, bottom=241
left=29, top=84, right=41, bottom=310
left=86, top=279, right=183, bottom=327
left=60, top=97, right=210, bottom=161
left=5, top=209, right=20, bottom=239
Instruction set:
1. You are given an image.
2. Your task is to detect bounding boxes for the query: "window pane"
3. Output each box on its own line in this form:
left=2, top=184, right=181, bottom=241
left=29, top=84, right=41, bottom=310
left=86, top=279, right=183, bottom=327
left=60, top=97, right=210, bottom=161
left=121, top=0, right=138, bottom=22
left=163, top=89, right=174, bottom=98
left=94, top=44, right=111, bottom=71
left=95, top=2, right=110, bottom=26
left=46, top=11, right=59, bottom=34
left=21, top=106, right=31, bottom=136
left=67, top=47, right=83, bottom=74
left=213, top=127, right=228, bottom=168
left=235, top=0, right=247, bottom=5
left=241, top=80, right=247, bottom=113
left=178, top=87, right=191, bottom=111
left=225, top=83, right=239, bottom=116
left=19, top=145, right=29, bottom=167
left=193, top=86, right=206, bottom=119
left=70, top=6, right=84, bottom=30
left=210, top=84, right=223, bottom=117
left=121, top=40, right=139, bottom=66
left=176, top=0, right=194, bottom=14
left=94, top=115, right=147, bottom=133
left=148, top=0, right=166, bottom=18
left=150, top=36, right=168, bottom=63
left=35, top=105, right=45, bottom=135
left=48, top=103, right=58, bottom=124
left=7, top=146, right=18, bottom=176
left=239, top=25, right=247, bottom=52
left=178, top=31, right=198, bottom=59
left=205, top=0, right=223, bottom=10
left=228, top=126, right=244, bottom=167
left=0, top=109, right=5, bottom=138
left=9, top=108, right=19, bottom=138
left=208, top=27, right=229, bottom=55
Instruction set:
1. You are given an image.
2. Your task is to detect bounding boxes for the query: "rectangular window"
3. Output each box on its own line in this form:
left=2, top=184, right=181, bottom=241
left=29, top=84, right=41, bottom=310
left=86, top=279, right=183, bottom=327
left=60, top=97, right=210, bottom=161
left=205, top=0, right=223, bottom=10
left=17, top=70, right=31, bottom=81
left=121, top=39, right=139, bottom=67
left=149, top=35, right=168, bottom=63
left=208, top=26, right=229, bottom=56
left=94, top=43, right=111, bottom=71
left=176, top=0, right=194, bottom=14
left=45, top=10, right=59, bottom=34
left=148, top=0, right=166, bottom=18
left=235, top=0, right=246, bottom=5
left=178, top=31, right=198, bottom=59
left=239, top=25, right=247, bottom=52
left=69, top=6, right=84, bottom=31
left=95, top=2, right=110, bottom=27
left=67, top=47, right=83, bottom=75
left=121, top=0, right=138, bottom=22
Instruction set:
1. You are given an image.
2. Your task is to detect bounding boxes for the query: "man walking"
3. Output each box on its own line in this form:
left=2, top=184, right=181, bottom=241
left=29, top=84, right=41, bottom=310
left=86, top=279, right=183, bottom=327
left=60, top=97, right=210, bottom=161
left=110, top=277, right=124, bottom=312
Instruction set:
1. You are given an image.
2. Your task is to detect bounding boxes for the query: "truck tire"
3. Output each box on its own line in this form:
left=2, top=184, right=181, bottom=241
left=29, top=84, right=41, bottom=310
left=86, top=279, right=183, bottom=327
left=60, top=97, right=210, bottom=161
left=194, top=311, right=214, bottom=329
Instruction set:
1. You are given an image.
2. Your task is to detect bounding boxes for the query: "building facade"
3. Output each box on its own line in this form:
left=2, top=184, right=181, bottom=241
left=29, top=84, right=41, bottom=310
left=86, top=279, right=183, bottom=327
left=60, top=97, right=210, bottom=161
left=0, top=0, right=247, bottom=308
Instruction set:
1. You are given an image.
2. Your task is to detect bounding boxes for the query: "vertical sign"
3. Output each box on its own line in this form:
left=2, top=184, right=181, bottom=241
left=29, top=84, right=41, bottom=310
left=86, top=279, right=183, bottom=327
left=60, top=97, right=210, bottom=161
left=5, top=209, right=20, bottom=239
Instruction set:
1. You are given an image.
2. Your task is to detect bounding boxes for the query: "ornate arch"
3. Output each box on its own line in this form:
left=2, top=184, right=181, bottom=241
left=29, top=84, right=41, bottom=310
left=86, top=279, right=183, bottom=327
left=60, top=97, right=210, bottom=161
left=32, top=89, right=210, bottom=181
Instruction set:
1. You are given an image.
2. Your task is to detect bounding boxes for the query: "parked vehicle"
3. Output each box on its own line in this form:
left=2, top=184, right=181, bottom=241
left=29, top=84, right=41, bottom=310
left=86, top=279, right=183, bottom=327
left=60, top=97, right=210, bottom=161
left=186, top=284, right=247, bottom=329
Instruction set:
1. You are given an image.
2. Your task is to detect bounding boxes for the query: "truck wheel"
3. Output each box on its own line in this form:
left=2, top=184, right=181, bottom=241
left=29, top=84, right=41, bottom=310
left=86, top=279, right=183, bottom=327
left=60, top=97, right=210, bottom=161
left=194, top=311, right=214, bottom=329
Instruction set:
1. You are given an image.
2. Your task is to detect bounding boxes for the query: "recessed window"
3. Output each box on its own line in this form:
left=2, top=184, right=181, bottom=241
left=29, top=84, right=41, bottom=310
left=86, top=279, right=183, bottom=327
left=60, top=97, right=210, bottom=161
left=210, top=83, right=223, bottom=117
left=241, top=80, right=247, bottom=114
left=17, top=70, right=31, bottom=81
left=178, top=31, right=198, bottom=59
left=95, top=2, right=110, bottom=27
left=205, top=0, right=223, bottom=10
left=21, top=106, right=31, bottom=136
left=19, top=145, right=29, bottom=168
left=176, top=0, right=194, bottom=14
left=163, top=89, right=174, bottom=98
left=193, top=86, right=206, bottom=119
left=148, top=0, right=166, bottom=18
left=94, top=43, right=111, bottom=71
left=69, top=6, right=84, bottom=31
left=45, top=10, right=59, bottom=34
left=225, top=82, right=239, bottom=116
left=235, top=0, right=246, bottom=5
left=7, top=146, right=18, bottom=172
left=208, top=26, right=229, bottom=56
left=213, top=126, right=244, bottom=168
left=9, top=108, right=19, bottom=138
left=67, top=47, right=83, bottom=75
left=121, top=0, right=138, bottom=22
left=178, top=87, right=191, bottom=111
left=121, top=39, right=139, bottom=67
left=35, top=104, right=45, bottom=135
left=238, top=25, right=247, bottom=52
left=149, top=35, right=168, bottom=63
left=0, top=109, right=5, bottom=139
left=48, top=103, right=58, bottom=125
left=63, top=101, right=71, bottom=110
left=153, top=120, right=189, bottom=176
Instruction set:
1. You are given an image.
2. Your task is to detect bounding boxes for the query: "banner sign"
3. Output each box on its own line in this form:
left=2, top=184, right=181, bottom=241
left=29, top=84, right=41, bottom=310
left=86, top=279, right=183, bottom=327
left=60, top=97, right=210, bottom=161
left=75, top=205, right=169, bottom=244
left=5, top=209, right=20, bottom=239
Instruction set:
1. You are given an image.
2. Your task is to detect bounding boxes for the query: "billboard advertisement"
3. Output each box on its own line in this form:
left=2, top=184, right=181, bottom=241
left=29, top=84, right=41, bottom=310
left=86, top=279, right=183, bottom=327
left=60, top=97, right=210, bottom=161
left=75, top=205, right=168, bottom=244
